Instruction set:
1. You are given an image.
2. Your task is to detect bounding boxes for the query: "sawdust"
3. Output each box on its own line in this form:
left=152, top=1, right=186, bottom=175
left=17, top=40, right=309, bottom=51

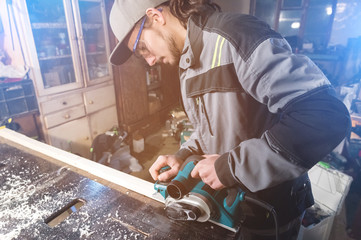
left=0, top=155, right=77, bottom=240
left=0, top=145, right=151, bottom=239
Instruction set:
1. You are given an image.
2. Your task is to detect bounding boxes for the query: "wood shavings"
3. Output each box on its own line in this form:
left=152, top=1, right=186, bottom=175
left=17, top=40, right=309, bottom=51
left=0, top=141, right=234, bottom=239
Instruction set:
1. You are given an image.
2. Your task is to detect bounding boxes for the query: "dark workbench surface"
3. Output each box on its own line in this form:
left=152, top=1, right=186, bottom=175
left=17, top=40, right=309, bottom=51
left=0, top=143, right=237, bottom=239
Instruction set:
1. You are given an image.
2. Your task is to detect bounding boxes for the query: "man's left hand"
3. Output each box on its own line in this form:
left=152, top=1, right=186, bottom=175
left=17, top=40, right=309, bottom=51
left=191, top=154, right=225, bottom=190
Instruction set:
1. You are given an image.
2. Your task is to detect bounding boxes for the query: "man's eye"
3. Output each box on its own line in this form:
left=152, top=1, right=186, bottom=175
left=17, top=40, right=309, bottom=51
left=138, top=42, right=147, bottom=52
left=139, top=46, right=147, bottom=52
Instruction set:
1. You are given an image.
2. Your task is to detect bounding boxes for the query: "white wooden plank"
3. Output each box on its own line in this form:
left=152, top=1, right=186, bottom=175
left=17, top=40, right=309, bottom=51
left=0, top=128, right=163, bottom=203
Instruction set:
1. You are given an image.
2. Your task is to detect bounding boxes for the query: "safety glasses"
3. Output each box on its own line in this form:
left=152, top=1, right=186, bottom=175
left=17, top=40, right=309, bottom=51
left=132, top=16, right=147, bottom=57
left=132, top=9, right=162, bottom=58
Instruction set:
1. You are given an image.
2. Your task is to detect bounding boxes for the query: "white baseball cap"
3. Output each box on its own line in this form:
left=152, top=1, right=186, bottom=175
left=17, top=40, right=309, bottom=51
left=109, top=0, right=167, bottom=65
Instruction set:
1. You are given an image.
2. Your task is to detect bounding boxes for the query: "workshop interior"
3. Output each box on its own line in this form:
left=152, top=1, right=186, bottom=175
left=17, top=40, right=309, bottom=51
left=0, top=0, right=361, bottom=239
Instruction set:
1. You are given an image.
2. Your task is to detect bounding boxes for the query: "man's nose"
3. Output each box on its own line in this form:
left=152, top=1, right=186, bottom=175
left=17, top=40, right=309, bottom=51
left=145, top=55, right=157, bottom=66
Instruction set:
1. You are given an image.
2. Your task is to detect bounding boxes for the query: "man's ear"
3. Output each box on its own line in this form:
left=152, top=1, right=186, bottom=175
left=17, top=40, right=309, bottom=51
left=145, top=8, right=165, bottom=25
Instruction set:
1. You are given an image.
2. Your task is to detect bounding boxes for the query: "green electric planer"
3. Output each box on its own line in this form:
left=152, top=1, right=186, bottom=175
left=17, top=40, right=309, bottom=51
left=154, top=156, right=245, bottom=231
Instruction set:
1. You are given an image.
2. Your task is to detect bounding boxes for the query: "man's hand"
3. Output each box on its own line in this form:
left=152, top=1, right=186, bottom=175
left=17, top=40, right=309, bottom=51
left=149, top=155, right=183, bottom=182
left=191, top=154, right=225, bottom=190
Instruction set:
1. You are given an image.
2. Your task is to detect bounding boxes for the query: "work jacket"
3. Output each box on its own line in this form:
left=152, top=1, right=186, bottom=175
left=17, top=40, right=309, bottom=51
left=175, top=9, right=351, bottom=228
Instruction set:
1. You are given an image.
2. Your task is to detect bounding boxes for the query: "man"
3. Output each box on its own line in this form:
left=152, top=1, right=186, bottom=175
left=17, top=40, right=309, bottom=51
left=109, top=0, right=351, bottom=239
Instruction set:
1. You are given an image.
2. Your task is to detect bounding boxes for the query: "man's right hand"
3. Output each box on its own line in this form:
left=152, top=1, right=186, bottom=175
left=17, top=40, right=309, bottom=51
left=149, top=155, right=183, bottom=182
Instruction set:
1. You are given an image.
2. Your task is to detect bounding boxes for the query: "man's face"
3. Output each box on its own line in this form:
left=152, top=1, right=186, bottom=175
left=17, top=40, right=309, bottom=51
left=126, top=12, right=182, bottom=66
left=142, top=26, right=181, bottom=66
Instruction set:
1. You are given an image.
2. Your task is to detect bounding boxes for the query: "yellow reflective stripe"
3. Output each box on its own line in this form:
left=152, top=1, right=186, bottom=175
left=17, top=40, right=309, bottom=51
left=211, top=35, right=221, bottom=68
left=217, top=37, right=226, bottom=67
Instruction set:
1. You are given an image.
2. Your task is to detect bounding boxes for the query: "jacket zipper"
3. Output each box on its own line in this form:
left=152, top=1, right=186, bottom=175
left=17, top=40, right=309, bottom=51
left=199, top=96, right=214, bottom=136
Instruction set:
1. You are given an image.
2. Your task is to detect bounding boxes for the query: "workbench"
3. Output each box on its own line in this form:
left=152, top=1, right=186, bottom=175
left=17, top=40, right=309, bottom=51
left=0, top=128, right=237, bottom=239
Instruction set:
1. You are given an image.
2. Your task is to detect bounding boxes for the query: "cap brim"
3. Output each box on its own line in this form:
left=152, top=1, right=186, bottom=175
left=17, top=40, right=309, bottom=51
left=109, top=41, right=132, bottom=65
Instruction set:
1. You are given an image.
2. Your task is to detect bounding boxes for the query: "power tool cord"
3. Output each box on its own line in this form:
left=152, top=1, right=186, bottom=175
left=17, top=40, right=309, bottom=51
left=244, top=196, right=279, bottom=240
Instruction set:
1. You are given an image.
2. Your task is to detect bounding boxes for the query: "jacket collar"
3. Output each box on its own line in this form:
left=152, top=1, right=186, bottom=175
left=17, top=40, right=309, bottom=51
left=179, top=18, right=197, bottom=70
left=179, top=9, right=216, bottom=70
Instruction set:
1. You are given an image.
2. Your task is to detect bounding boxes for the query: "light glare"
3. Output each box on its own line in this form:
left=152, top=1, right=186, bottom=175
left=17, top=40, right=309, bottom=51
left=291, top=22, right=300, bottom=29
left=326, top=7, right=333, bottom=15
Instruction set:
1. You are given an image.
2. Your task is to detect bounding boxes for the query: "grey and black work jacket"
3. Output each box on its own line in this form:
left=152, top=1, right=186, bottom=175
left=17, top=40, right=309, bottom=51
left=175, top=9, right=351, bottom=228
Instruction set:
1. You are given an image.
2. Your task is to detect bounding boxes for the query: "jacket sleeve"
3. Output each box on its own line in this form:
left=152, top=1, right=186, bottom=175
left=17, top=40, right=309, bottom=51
left=215, top=38, right=351, bottom=192
left=174, top=131, right=204, bottom=161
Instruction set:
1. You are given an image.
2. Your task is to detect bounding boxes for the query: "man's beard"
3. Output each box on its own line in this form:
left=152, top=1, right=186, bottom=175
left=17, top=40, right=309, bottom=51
left=166, top=35, right=181, bottom=66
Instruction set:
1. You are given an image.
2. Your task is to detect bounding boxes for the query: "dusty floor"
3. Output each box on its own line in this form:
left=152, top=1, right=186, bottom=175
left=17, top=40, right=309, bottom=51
left=130, top=127, right=356, bottom=240
left=330, top=205, right=354, bottom=240
left=130, top=129, right=180, bottom=183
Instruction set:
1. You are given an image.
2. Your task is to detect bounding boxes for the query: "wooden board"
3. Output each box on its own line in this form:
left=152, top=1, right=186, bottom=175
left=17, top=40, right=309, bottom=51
left=0, top=129, right=237, bottom=239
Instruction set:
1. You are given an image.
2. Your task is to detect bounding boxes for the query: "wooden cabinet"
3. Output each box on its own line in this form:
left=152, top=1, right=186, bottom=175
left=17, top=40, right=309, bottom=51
left=15, top=0, right=113, bottom=96
left=41, top=93, right=84, bottom=115
left=113, top=55, right=180, bottom=137
left=42, top=84, right=117, bottom=158
left=89, top=105, right=118, bottom=138
left=13, top=0, right=118, bottom=158
left=47, top=102, right=118, bottom=158
left=44, top=105, right=86, bottom=129
left=47, top=116, right=91, bottom=158
left=84, top=85, right=116, bottom=113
